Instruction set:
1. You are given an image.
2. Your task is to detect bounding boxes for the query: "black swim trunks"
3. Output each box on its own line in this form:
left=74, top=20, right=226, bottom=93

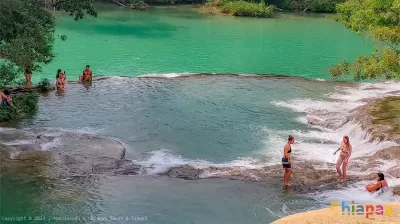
left=282, top=157, right=291, bottom=168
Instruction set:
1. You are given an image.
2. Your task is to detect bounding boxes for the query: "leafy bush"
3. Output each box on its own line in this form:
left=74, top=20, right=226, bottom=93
left=130, top=0, right=150, bottom=10
left=331, top=0, right=400, bottom=81
left=0, top=93, right=38, bottom=122
left=0, top=62, right=22, bottom=90
left=37, top=78, right=51, bottom=93
left=220, top=1, right=273, bottom=17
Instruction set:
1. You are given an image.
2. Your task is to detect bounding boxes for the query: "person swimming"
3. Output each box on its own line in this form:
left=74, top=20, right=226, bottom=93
left=366, top=173, right=388, bottom=193
left=282, top=135, right=295, bottom=187
left=333, top=136, right=352, bottom=183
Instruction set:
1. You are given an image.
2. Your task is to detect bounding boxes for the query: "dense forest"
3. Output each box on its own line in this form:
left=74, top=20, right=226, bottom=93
left=0, top=0, right=399, bottom=85
left=98, top=0, right=344, bottom=12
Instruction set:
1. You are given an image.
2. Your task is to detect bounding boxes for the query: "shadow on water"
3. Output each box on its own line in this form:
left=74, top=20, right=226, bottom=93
left=0, top=171, right=104, bottom=224
left=90, top=22, right=180, bottom=38
left=82, top=81, right=93, bottom=90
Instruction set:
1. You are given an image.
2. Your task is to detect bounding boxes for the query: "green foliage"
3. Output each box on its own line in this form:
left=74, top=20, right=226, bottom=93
left=207, top=0, right=273, bottom=17
left=265, top=0, right=344, bottom=12
left=335, top=0, right=400, bottom=44
left=0, top=0, right=97, bottom=90
left=130, top=0, right=150, bottom=10
left=331, top=48, right=400, bottom=81
left=52, top=0, right=98, bottom=20
left=0, top=0, right=55, bottom=71
left=37, top=78, right=51, bottom=93
left=331, top=0, right=400, bottom=81
left=220, top=1, right=274, bottom=17
left=0, top=63, right=22, bottom=90
left=0, top=94, right=38, bottom=122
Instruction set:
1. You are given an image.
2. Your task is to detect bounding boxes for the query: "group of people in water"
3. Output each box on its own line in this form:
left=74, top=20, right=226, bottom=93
left=56, top=65, right=93, bottom=90
left=1, top=65, right=93, bottom=109
left=282, top=135, right=388, bottom=193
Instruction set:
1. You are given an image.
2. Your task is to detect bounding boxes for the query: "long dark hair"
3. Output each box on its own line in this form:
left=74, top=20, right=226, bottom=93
left=344, top=136, right=350, bottom=148
left=377, top=173, right=384, bottom=181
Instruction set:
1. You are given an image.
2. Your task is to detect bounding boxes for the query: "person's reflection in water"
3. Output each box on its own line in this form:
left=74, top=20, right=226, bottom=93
left=82, top=80, right=92, bottom=90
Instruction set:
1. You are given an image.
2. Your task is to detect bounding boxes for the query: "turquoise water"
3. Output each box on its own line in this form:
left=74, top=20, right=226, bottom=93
left=35, top=5, right=372, bottom=82
left=2, top=76, right=337, bottom=223
left=1, top=5, right=381, bottom=224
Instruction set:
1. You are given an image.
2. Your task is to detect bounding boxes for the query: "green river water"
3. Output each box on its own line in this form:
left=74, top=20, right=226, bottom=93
left=1, top=5, right=382, bottom=224
left=35, top=5, right=372, bottom=82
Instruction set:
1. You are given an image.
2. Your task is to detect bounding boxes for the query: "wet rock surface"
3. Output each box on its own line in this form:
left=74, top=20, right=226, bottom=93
left=0, top=129, right=140, bottom=178
left=393, top=186, right=400, bottom=196
left=162, top=162, right=374, bottom=194
left=350, top=96, right=400, bottom=143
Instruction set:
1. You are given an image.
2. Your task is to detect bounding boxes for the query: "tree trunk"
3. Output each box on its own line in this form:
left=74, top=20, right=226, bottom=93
left=112, top=0, right=126, bottom=6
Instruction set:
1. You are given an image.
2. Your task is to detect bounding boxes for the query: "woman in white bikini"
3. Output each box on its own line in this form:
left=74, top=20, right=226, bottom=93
left=333, top=136, right=352, bottom=183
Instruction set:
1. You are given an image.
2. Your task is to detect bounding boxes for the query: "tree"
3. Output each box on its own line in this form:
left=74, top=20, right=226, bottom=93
left=0, top=0, right=97, bottom=88
left=330, top=0, right=400, bottom=81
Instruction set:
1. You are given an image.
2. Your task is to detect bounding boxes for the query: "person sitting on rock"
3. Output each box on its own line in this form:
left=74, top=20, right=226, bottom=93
left=366, top=172, right=388, bottom=193
left=0, top=90, right=16, bottom=108
left=79, top=65, right=92, bottom=82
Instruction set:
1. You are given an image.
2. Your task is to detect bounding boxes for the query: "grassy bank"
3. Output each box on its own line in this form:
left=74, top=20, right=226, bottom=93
left=205, top=0, right=274, bottom=17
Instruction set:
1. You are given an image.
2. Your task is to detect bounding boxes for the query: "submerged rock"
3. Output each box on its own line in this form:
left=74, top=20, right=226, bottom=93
left=0, top=129, right=140, bottom=178
left=163, top=164, right=201, bottom=180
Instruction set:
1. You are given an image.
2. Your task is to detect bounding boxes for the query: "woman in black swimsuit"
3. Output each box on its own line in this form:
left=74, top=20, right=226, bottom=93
left=282, top=135, right=295, bottom=187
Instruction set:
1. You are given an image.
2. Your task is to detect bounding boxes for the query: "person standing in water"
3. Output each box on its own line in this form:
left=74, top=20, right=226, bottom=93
left=79, top=65, right=92, bottom=82
left=333, top=136, right=352, bottom=183
left=282, top=135, right=295, bottom=187
left=366, top=173, right=388, bottom=193
left=24, top=69, right=32, bottom=89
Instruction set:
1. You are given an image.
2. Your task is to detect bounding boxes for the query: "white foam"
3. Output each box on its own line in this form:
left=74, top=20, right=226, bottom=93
left=3, top=140, right=35, bottom=145
left=138, top=73, right=194, bottom=78
left=134, top=149, right=265, bottom=176
left=133, top=149, right=207, bottom=174
left=30, top=127, right=102, bottom=135
left=40, top=137, right=62, bottom=150
left=270, top=81, right=400, bottom=202
left=270, top=81, right=400, bottom=162
left=329, top=81, right=400, bottom=102
left=314, top=179, right=400, bottom=204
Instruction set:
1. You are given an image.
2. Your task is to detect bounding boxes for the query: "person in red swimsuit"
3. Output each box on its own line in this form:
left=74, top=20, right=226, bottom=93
left=79, top=65, right=92, bottom=82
